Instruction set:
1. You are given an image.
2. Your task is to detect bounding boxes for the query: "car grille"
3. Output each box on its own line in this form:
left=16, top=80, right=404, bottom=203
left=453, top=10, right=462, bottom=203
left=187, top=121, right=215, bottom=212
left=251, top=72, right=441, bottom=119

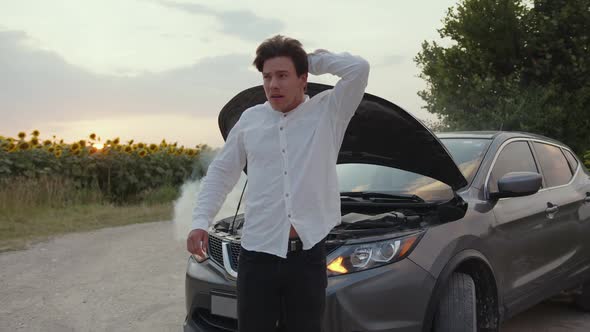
left=208, top=233, right=341, bottom=272
left=208, top=234, right=241, bottom=271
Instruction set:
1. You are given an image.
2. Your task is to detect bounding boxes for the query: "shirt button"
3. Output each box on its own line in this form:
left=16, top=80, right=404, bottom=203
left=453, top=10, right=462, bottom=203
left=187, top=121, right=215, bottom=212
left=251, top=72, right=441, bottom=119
left=285, top=193, right=289, bottom=197
left=282, top=149, right=285, bottom=153
left=284, top=171, right=287, bottom=175
left=283, top=114, right=287, bottom=117
left=280, top=127, right=283, bottom=130
left=288, top=214, right=291, bottom=218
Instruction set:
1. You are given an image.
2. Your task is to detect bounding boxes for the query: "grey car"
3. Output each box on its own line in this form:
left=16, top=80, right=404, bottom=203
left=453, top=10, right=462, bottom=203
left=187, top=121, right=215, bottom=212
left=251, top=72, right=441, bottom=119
left=184, top=83, right=590, bottom=332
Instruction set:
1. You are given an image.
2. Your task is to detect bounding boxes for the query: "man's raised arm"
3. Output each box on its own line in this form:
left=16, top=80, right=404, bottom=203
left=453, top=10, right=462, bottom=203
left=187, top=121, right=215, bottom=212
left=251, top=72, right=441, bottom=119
left=307, top=50, right=370, bottom=126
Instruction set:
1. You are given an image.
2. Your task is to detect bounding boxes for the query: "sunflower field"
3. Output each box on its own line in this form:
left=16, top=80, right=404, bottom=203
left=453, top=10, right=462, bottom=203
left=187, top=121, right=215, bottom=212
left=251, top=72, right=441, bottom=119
left=0, top=130, right=211, bottom=206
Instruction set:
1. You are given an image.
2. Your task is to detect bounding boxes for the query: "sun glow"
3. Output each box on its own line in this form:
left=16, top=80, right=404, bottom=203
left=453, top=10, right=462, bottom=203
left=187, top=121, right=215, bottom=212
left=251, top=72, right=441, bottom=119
left=93, top=143, right=104, bottom=149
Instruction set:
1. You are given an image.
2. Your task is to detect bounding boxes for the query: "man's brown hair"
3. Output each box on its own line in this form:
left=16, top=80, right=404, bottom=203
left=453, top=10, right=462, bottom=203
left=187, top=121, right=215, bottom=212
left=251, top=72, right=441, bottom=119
left=253, top=35, right=308, bottom=76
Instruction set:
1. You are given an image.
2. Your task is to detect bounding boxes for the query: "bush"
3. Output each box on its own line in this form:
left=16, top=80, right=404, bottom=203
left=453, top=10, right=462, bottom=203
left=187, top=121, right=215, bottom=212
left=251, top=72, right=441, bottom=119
left=0, top=131, right=212, bottom=205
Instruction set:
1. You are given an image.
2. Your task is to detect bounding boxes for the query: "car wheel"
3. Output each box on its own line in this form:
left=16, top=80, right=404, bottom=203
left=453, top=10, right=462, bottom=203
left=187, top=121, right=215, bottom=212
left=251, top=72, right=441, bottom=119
left=433, top=272, right=477, bottom=332
left=575, top=281, right=590, bottom=311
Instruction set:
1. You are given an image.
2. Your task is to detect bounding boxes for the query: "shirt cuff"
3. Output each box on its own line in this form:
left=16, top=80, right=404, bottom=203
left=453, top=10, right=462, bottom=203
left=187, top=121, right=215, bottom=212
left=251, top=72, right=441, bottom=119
left=307, top=50, right=331, bottom=75
left=191, top=217, right=210, bottom=231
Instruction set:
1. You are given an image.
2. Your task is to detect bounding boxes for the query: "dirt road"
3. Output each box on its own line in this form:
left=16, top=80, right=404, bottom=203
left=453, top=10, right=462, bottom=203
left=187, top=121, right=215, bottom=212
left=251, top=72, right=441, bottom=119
left=1, top=221, right=589, bottom=331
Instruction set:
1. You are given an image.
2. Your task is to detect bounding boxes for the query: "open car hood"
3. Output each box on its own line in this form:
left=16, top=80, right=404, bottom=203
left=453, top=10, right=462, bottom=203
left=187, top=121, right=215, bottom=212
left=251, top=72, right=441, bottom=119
left=218, top=83, right=468, bottom=190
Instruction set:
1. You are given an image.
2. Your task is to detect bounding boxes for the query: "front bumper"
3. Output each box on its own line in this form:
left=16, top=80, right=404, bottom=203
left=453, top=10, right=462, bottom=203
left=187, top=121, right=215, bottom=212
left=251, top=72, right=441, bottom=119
left=183, top=256, right=435, bottom=332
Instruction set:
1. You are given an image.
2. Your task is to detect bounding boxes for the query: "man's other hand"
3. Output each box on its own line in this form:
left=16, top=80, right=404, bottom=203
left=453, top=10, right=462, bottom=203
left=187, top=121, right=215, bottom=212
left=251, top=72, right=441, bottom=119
left=309, top=48, right=330, bottom=56
left=187, top=229, right=209, bottom=258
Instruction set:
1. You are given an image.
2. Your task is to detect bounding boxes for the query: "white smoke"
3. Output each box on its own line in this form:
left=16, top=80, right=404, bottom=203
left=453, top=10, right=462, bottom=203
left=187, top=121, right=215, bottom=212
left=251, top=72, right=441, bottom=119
left=172, top=150, right=247, bottom=241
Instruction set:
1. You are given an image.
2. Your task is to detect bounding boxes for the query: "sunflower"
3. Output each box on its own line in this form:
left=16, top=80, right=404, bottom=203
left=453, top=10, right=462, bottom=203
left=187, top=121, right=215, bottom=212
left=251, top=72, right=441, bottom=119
left=72, top=149, right=81, bottom=156
left=79, top=140, right=86, bottom=147
left=43, top=140, right=52, bottom=146
left=31, top=130, right=40, bottom=137
left=160, top=139, right=167, bottom=148
left=71, top=142, right=81, bottom=151
left=18, top=132, right=26, bottom=139
left=89, top=133, right=97, bottom=140
left=18, top=141, right=30, bottom=151
left=149, top=143, right=158, bottom=152
left=54, top=150, right=62, bottom=158
left=106, top=139, right=112, bottom=145
left=138, top=149, right=148, bottom=158
left=137, top=142, right=145, bottom=149
left=89, top=147, right=98, bottom=155
left=5, top=143, right=16, bottom=152
left=48, top=146, right=55, bottom=153
left=124, top=145, right=133, bottom=153
left=30, top=138, right=39, bottom=146
left=127, top=139, right=134, bottom=145
left=113, top=137, right=120, bottom=145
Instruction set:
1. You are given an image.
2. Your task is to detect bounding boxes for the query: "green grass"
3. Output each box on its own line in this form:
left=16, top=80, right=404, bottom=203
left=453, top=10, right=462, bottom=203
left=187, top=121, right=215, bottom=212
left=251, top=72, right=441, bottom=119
left=0, top=175, right=178, bottom=252
left=0, top=202, right=174, bottom=252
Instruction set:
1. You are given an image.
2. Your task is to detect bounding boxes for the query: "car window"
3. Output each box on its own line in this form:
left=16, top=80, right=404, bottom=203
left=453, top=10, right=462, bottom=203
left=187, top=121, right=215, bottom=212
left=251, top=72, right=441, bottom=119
left=488, top=141, right=538, bottom=193
left=533, top=142, right=573, bottom=187
left=563, top=149, right=579, bottom=174
left=440, top=138, right=491, bottom=183
left=337, top=163, right=454, bottom=201
left=336, top=139, right=491, bottom=202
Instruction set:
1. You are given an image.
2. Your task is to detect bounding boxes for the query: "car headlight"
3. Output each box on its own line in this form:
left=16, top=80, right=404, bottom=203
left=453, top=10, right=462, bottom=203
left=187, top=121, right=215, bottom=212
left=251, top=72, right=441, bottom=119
left=326, top=232, right=424, bottom=276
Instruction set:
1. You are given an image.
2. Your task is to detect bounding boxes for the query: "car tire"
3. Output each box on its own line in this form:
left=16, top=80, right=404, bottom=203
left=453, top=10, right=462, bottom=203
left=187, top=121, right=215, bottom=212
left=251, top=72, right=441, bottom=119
left=575, top=281, right=590, bottom=312
left=433, top=272, right=477, bottom=332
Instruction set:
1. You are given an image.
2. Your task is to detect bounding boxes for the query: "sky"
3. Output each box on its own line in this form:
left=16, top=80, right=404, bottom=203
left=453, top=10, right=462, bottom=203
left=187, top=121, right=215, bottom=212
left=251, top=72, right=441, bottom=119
left=0, top=0, right=458, bottom=148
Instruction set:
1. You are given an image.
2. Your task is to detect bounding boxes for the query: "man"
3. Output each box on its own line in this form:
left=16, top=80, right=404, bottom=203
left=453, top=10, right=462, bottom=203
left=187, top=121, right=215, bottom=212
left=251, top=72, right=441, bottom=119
left=187, top=35, right=369, bottom=332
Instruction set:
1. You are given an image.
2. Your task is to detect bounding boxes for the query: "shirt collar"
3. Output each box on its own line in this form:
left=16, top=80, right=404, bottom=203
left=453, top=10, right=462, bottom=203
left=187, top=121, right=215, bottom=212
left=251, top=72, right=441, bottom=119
left=265, top=95, right=310, bottom=116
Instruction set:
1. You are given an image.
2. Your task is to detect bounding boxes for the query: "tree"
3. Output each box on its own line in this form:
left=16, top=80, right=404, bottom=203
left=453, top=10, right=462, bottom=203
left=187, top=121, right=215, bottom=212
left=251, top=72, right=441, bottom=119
left=416, top=0, right=590, bottom=154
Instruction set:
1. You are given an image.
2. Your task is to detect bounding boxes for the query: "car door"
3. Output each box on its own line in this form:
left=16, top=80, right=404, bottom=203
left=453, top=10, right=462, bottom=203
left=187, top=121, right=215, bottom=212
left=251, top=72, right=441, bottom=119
left=484, top=139, right=559, bottom=310
left=530, top=141, right=588, bottom=281
left=561, top=148, right=590, bottom=271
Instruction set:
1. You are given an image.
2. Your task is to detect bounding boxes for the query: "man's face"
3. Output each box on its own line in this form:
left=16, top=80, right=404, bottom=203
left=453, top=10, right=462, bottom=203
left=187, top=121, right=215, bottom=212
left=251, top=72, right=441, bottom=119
left=262, top=56, right=308, bottom=113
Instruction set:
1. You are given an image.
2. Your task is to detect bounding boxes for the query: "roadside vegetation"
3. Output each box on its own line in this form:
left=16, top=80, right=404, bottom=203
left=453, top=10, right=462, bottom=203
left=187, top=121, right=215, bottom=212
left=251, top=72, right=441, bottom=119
left=416, top=0, right=590, bottom=158
left=0, top=130, right=210, bottom=251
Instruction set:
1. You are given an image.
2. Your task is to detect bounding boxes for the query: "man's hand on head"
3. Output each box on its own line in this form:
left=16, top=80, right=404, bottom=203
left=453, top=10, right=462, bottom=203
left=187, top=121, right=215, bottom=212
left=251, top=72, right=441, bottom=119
left=187, top=228, right=209, bottom=258
left=309, top=49, right=331, bottom=56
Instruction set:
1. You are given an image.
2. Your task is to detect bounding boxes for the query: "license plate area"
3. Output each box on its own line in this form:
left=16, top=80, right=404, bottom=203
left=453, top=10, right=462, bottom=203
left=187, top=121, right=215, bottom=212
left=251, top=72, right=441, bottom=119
left=210, top=291, right=237, bottom=319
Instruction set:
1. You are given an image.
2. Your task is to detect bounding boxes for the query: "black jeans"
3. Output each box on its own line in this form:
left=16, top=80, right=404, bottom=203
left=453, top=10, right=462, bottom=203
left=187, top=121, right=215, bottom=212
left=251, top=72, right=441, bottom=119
left=237, top=239, right=327, bottom=332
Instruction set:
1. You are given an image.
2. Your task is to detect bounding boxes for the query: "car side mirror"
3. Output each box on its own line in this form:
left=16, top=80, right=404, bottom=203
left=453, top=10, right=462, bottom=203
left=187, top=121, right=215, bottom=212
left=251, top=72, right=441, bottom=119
left=489, top=171, right=542, bottom=200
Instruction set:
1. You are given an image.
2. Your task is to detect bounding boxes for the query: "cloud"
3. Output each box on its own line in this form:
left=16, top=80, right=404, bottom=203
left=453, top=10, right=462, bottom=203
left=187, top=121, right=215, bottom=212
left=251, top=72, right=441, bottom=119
left=0, top=29, right=260, bottom=136
left=377, top=54, right=406, bottom=67
left=158, top=1, right=284, bottom=41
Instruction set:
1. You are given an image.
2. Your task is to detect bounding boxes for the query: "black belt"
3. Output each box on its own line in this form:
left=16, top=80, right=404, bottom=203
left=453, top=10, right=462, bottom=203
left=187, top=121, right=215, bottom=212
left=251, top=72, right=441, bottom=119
left=287, top=237, right=304, bottom=253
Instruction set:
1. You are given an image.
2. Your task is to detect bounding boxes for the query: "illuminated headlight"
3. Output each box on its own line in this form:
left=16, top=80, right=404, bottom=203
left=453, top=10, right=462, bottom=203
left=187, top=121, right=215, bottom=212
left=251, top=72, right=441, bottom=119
left=327, top=232, right=424, bottom=276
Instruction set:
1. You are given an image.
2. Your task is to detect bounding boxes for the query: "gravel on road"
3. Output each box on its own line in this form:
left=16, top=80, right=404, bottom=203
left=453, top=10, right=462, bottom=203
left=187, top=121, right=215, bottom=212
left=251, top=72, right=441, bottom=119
left=1, top=220, right=589, bottom=331
left=0, top=221, right=187, bottom=332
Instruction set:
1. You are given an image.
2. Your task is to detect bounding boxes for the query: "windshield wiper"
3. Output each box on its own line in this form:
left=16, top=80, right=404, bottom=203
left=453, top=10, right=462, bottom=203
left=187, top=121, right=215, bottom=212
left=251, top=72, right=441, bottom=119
left=340, top=191, right=425, bottom=203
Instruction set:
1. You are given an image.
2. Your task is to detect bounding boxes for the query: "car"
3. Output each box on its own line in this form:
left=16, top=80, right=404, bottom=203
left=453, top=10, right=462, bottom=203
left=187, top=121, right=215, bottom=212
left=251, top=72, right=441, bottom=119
left=183, top=82, right=590, bottom=332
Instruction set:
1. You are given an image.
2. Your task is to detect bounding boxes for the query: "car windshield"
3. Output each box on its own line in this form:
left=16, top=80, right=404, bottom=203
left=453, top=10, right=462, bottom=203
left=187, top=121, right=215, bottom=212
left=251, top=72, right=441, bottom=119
left=337, top=138, right=491, bottom=201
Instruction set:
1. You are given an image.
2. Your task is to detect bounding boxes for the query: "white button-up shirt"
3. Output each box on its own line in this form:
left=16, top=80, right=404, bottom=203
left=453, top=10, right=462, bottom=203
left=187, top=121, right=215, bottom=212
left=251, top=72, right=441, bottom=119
left=191, top=51, right=370, bottom=258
